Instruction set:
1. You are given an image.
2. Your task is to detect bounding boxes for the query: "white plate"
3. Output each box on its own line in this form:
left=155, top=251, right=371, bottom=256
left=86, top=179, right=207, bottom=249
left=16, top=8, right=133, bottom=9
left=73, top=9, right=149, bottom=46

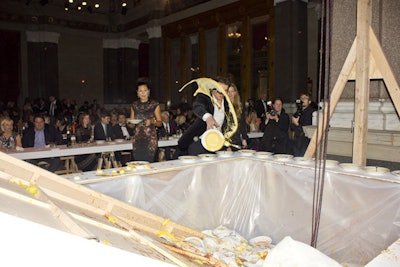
left=128, top=119, right=142, bottom=124
left=364, top=166, right=390, bottom=176
left=274, top=154, right=294, bottom=161
left=339, top=163, right=361, bottom=171
left=294, top=157, right=313, bottom=164
left=126, top=161, right=150, bottom=169
left=216, top=151, right=234, bottom=158
left=255, top=151, right=273, bottom=159
left=198, top=154, right=216, bottom=161
left=178, top=156, right=198, bottom=163
left=239, top=149, right=255, bottom=156
left=201, top=129, right=224, bottom=152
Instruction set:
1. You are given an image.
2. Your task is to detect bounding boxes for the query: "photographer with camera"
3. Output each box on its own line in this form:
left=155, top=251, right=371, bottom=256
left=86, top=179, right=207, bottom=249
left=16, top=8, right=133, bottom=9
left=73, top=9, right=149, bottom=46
left=260, top=97, right=290, bottom=154
left=290, top=93, right=318, bottom=156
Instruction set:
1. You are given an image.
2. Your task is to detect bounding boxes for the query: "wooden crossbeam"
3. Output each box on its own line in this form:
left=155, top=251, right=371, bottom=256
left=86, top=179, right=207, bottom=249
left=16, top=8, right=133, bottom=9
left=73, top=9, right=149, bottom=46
left=305, top=0, right=400, bottom=165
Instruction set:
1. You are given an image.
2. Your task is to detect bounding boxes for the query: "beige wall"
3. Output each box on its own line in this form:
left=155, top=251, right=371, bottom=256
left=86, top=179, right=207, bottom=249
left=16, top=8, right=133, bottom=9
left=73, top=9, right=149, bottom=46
left=58, top=33, right=104, bottom=106
left=331, top=0, right=400, bottom=100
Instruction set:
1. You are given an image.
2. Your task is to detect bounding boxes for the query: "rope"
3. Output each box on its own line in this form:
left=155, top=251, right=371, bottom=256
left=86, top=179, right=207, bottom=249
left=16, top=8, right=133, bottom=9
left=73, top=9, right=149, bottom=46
left=311, top=0, right=333, bottom=248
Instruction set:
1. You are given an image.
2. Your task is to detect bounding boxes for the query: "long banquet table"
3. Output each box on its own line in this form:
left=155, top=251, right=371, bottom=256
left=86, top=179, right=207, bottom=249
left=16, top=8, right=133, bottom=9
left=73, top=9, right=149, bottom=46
left=6, top=132, right=264, bottom=160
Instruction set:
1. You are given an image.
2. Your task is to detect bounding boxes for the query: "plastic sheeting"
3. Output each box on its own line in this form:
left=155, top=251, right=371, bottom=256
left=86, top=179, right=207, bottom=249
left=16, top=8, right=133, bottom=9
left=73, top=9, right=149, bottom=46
left=85, top=159, right=400, bottom=265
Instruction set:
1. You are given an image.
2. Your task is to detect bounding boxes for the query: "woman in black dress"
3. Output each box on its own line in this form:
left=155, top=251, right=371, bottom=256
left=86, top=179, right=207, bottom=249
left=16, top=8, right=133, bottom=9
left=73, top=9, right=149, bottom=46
left=74, top=112, right=97, bottom=171
left=129, top=78, right=162, bottom=162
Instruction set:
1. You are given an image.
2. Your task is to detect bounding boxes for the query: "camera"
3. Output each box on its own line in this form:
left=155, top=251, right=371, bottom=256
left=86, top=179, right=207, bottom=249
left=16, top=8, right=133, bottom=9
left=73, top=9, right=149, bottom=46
left=266, top=101, right=277, bottom=116
left=293, top=99, right=303, bottom=118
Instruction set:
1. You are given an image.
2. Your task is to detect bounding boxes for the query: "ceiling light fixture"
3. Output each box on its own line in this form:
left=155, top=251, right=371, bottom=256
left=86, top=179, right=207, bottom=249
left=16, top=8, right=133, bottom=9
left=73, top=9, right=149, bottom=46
left=77, top=4, right=82, bottom=10
left=82, top=1, right=87, bottom=6
left=64, top=2, right=69, bottom=10
left=69, top=0, right=73, bottom=3
left=94, top=3, right=100, bottom=8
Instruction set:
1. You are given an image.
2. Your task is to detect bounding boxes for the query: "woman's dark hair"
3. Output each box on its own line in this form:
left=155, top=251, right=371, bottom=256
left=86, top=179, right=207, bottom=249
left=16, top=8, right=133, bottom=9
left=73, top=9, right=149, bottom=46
left=137, top=77, right=151, bottom=88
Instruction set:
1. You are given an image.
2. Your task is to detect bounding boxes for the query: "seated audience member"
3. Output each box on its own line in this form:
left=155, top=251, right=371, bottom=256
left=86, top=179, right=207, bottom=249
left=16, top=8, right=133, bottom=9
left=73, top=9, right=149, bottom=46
left=55, top=115, right=68, bottom=135
left=158, top=111, right=177, bottom=139
left=112, top=112, right=134, bottom=140
left=0, top=117, right=22, bottom=150
left=93, top=110, right=113, bottom=141
left=22, top=114, right=63, bottom=172
left=260, top=97, right=290, bottom=154
left=175, top=114, right=190, bottom=134
left=112, top=112, right=134, bottom=165
left=157, top=111, right=177, bottom=161
left=74, top=112, right=97, bottom=171
left=246, top=111, right=261, bottom=133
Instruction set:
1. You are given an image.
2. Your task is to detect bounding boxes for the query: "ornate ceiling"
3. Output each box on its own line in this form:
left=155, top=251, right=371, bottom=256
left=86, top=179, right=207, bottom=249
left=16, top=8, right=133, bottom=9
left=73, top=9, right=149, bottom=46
left=0, top=0, right=213, bottom=33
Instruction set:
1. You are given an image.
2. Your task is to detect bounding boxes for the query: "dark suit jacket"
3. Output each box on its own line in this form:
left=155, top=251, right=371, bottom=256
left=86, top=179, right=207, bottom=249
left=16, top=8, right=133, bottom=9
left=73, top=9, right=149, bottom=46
left=22, top=124, right=63, bottom=148
left=254, top=99, right=267, bottom=119
left=112, top=124, right=134, bottom=139
left=93, top=121, right=113, bottom=140
left=158, top=120, right=177, bottom=138
left=230, top=111, right=249, bottom=150
left=178, top=93, right=228, bottom=150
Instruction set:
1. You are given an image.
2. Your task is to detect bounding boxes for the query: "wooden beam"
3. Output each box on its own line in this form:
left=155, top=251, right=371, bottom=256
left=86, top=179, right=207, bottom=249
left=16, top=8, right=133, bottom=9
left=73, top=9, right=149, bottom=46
left=353, top=0, right=372, bottom=166
left=304, top=39, right=357, bottom=158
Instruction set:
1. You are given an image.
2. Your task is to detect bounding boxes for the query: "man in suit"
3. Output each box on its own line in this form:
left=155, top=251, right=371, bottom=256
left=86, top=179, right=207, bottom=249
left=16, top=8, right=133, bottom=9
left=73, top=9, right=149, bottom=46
left=93, top=110, right=113, bottom=141
left=112, top=112, right=134, bottom=165
left=176, top=76, right=231, bottom=156
left=254, top=90, right=268, bottom=132
left=112, top=112, right=134, bottom=140
left=157, top=111, right=177, bottom=160
left=22, top=113, right=63, bottom=172
left=48, top=95, right=59, bottom=125
left=158, top=111, right=177, bottom=139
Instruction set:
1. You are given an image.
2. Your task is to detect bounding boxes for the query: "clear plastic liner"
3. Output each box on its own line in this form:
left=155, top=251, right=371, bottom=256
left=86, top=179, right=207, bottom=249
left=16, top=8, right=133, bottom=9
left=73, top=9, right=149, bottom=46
left=86, top=159, right=400, bottom=265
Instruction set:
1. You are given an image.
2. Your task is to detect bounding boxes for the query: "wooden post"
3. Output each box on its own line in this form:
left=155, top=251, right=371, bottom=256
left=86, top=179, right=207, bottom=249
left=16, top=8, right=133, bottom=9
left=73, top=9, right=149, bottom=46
left=304, top=40, right=357, bottom=158
left=353, top=0, right=372, bottom=166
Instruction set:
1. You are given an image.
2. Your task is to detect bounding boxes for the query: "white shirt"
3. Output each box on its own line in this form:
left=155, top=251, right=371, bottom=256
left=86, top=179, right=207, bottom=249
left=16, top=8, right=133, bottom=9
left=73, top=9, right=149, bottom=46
left=163, top=122, right=170, bottom=134
left=120, top=124, right=130, bottom=138
left=202, top=95, right=225, bottom=131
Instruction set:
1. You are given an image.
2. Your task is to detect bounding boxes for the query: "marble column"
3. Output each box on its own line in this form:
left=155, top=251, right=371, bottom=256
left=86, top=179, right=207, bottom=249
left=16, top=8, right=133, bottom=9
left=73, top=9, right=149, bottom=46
left=103, top=38, right=140, bottom=104
left=274, top=0, right=308, bottom=102
left=146, top=26, right=164, bottom=103
left=26, top=31, right=60, bottom=98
